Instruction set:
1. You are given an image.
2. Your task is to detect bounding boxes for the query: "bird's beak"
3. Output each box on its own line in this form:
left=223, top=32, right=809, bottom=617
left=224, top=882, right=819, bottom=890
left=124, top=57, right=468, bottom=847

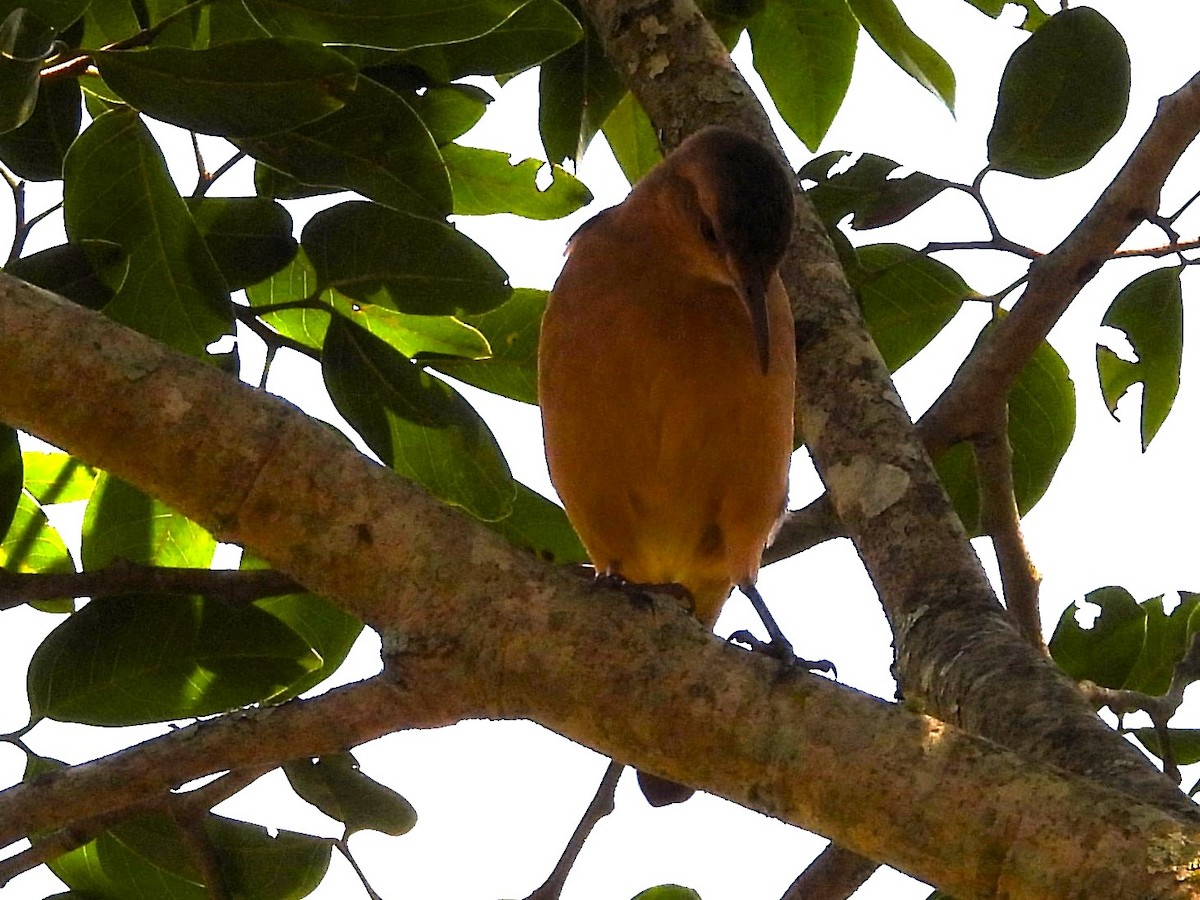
left=732, top=261, right=772, bottom=375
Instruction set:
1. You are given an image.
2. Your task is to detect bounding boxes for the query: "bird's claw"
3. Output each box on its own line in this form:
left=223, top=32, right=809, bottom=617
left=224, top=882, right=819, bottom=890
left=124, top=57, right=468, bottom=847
left=728, top=629, right=837, bottom=678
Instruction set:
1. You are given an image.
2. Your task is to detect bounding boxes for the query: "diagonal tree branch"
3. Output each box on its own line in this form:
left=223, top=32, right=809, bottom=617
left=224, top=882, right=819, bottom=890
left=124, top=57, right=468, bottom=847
left=581, top=0, right=1195, bottom=818
left=3, top=278, right=1200, bottom=897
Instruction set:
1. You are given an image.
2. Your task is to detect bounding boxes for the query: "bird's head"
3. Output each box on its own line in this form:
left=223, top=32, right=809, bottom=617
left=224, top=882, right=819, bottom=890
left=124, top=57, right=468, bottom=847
left=658, top=126, right=795, bottom=373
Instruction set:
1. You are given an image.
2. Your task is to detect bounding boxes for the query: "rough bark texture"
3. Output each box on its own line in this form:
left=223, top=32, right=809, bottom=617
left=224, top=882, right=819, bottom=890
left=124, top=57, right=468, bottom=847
left=4, top=278, right=1200, bottom=897
left=581, top=0, right=1199, bottom=820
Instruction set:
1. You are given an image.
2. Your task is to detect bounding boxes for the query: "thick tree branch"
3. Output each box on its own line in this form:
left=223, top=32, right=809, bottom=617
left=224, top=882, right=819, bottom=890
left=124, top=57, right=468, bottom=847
left=4, top=280, right=1200, bottom=897
left=581, top=0, right=1196, bottom=819
left=920, top=69, right=1200, bottom=453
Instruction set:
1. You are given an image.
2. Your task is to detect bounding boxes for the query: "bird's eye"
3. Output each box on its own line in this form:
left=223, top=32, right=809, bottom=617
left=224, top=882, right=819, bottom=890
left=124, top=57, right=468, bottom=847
left=699, top=216, right=718, bottom=245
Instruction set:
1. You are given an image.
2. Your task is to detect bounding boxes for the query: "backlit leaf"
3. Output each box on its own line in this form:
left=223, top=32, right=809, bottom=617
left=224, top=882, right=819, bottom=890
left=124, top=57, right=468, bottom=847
left=444, top=144, right=592, bottom=219
left=846, top=0, right=954, bottom=110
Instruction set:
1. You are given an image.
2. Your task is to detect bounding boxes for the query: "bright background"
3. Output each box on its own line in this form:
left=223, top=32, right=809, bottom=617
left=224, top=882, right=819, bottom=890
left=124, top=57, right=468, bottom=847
left=3, top=2, right=1199, bottom=897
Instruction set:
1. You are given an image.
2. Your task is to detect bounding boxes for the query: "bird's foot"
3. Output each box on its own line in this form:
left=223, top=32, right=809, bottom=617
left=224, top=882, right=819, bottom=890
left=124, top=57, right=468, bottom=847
left=728, top=629, right=837, bottom=678
left=592, top=574, right=695, bottom=614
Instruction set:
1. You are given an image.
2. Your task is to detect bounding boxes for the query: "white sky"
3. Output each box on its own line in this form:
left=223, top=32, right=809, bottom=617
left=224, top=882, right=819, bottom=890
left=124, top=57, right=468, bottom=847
left=4, top=2, right=1200, bottom=898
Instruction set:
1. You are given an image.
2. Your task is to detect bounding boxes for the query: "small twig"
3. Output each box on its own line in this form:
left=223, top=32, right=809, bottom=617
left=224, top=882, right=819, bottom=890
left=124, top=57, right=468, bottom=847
left=972, top=408, right=1044, bottom=652
left=193, top=149, right=247, bottom=199
left=0, top=561, right=304, bottom=610
left=336, top=838, right=383, bottom=900
left=1079, top=634, right=1200, bottom=784
left=1167, top=186, right=1200, bottom=225
left=780, top=843, right=879, bottom=900
left=1111, top=237, right=1200, bottom=260
left=921, top=238, right=1041, bottom=259
left=762, top=495, right=845, bottom=565
left=233, top=307, right=322, bottom=362
left=524, top=760, right=624, bottom=900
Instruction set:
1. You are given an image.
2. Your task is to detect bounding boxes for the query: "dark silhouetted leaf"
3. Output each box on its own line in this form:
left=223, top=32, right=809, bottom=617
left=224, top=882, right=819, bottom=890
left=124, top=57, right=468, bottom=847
left=188, top=196, right=297, bottom=290
left=0, top=425, right=19, bottom=538
left=987, top=7, right=1129, bottom=178
left=237, top=75, right=450, bottom=217
left=0, top=75, right=81, bottom=180
left=602, top=91, right=660, bottom=185
left=853, top=243, right=970, bottom=371
left=748, top=0, right=857, bottom=150
left=1132, top=728, right=1200, bottom=767
left=800, top=151, right=951, bottom=229
left=28, top=594, right=320, bottom=724
left=323, top=317, right=515, bottom=521
left=81, top=0, right=138, bottom=48
left=0, top=0, right=89, bottom=31
left=93, top=39, right=357, bottom=137
left=49, top=812, right=330, bottom=900
left=0, top=8, right=55, bottom=133
left=20, top=452, right=99, bottom=505
left=243, top=0, right=526, bottom=50
left=444, top=144, right=591, bottom=218
left=81, top=474, right=216, bottom=570
left=303, top=201, right=510, bottom=316
left=538, top=2, right=625, bottom=164
left=432, top=287, right=544, bottom=404
left=7, top=240, right=127, bottom=309
left=1096, top=266, right=1183, bottom=450
left=410, top=83, right=492, bottom=144
left=847, top=0, right=954, bottom=110
left=395, top=0, right=581, bottom=82
left=285, top=752, right=418, bottom=836
left=63, top=109, right=232, bottom=357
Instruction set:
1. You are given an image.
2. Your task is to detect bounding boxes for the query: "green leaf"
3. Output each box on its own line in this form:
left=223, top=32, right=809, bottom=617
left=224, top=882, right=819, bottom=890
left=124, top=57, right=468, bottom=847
left=394, top=0, right=582, bottom=81
left=0, top=0, right=89, bottom=31
left=1096, top=266, right=1183, bottom=450
left=243, top=551, right=364, bottom=700
left=188, top=197, right=297, bottom=290
left=7, top=240, right=128, bottom=309
left=81, top=474, right=216, bottom=570
left=1132, top=728, right=1200, bottom=767
left=485, top=481, right=586, bottom=564
left=937, top=322, right=1075, bottom=534
left=987, top=7, right=1129, bottom=178
left=20, top=451, right=98, bottom=505
left=431, top=287, right=544, bottom=404
left=1121, top=593, right=1200, bottom=696
left=93, top=39, right=358, bottom=137
left=632, top=887, right=703, bottom=900
left=0, top=74, right=81, bottom=180
left=138, top=0, right=205, bottom=48
left=846, top=0, right=954, bottom=110
left=237, top=75, right=451, bottom=218
left=410, top=83, right=492, bottom=145
left=284, top=752, right=418, bottom=836
left=799, top=151, right=951, bottom=230
left=322, top=317, right=516, bottom=521
left=0, top=492, right=74, bottom=579
left=601, top=91, right=660, bottom=185
left=0, top=426, right=19, bottom=538
left=303, top=200, right=511, bottom=316
left=538, top=2, right=625, bottom=164
left=243, top=0, right=527, bottom=50
left=1049, top=586, right=1146, bottom=690
left=28, top=593, right=321, bottom=724
left=0, top=8, right=55, bottom=133
left=852, top=244, right=970, bottom=371
left=444, top=144, right=592, bottom=219
left=748, top=0, right=858, bottom=151
left=63, top=108, right=232, bottom=358
left=49, top=813, right=331, bottom=900
left=82, top=0, right=139, bottom=47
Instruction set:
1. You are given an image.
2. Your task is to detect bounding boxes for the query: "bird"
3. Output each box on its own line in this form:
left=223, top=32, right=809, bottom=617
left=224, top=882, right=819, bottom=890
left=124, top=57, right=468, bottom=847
left=538, top=125, right=801, bottom=806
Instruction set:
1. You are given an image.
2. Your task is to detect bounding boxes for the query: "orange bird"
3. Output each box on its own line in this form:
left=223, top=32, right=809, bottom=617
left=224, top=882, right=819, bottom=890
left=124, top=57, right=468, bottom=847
left=538, top=126, right=800, bottom=804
